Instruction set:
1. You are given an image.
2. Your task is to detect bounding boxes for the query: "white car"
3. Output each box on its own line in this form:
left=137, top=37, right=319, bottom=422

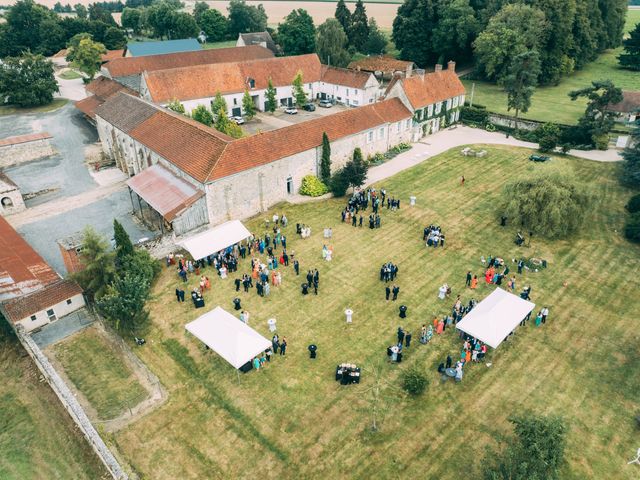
left=231, top=116, right=245, bottom=125
left=284, top=107, right=298, bottom=115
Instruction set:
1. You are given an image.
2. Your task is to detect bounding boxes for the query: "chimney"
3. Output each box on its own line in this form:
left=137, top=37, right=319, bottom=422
left=414, top=68, right=425, bottom=79
left=435, top=63, right=443, bottom=72
left=448, top=60, right=456, bottom=72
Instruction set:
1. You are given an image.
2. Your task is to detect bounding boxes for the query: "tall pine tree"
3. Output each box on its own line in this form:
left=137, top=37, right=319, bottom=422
left=320, top=132, right=331, bottom=184
left=349, top=0, right=369, bottom=51
left=334, top=0, right=351, bottom=40
left=502, top=50, right=541, bottom=132
left=113, top=219, right=134, bottom=263
left=265, top=78, right=277, bottom=113
left=618, top=23, right=640, bottom=71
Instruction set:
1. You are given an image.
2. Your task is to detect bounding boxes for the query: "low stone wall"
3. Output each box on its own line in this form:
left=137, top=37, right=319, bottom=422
left=488, top=113, right=540, bottom=132
left=0, top=139, right=56, bottom=168
left=15, top=324, right=129, bottom=480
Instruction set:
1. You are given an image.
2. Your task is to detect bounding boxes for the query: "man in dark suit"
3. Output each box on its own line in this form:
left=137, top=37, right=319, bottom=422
left=397, top=327, right=405, bottom=344
left=392, top=285, right=400, bottom=301
left=466, top=271, right=472, bottom=287
left=385, top=286, right=391, bottom=301
left=294, top=259, right=300, bottom=275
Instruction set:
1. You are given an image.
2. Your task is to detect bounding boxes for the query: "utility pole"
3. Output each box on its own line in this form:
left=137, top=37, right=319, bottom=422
left=469, top=82, right=475, bottom=107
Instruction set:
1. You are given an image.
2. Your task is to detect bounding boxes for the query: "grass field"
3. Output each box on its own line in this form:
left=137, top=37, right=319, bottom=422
left=58, top=69, right=82, bottom=80
left=0, top=340, right=107, bottom=479
left=0, top=98, right=68, bottom=117
left=52, top=326, right=149, bottom=421
left=462, top=9, right=640, bottom=125
left=100, top=145, right=640, bottom=479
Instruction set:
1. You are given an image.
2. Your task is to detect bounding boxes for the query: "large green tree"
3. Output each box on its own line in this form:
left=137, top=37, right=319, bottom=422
left=242, top=89, right=256, bottom=119
left=147, top=0, right=179, bottom=39
left=193, top=1, right=209, bottom=25
left=227, top=0, right=267, bottom=38
left=73, top=227, right=116, bottom=302
left=598, top=0, right=627, bottom=49
left=334, top=0, right=351, bottom=37
left=392, top=0, right=438, bottom=68
left=265, top=78, right=277, bottom=113
left=618, top=22, right=640, bottom=71
left=620, top=122, right=640, bottom=189
left=74, top=3, right=88, bottom=19
left=320, top=132, right=331, bottom=184
left=70, top=37, right=107, bottom=80
left=2, top=0, right=57, bottom=56
left=316, top=18, right=351, bottom=67
left=121, top=7, right=142, bottom=33
left=501, top=50, right=541, bottom=132
left=113, top=219, right=134, bottom=264
left=171, top=12, right=199, bottom=39
left=0, top=53, right=58, bottom=107
left=192, top=105, right=214, bottom=126
left=214, top=107, right=244, bottom=138
left=211, top=91, right=228, bottom=116
left=569, top=80, right=623, bottom=148
left=348, top=0, right=369, bottom=51
left=278, top=9, right=316, bottom=56
left=343, top=147, right=368, bottom=192
left=432, top=0, right=478, bottom=63
left=292, top=71, right=307, bottom=107
left=199, top=8, right=228, bottom=42
left=362, top=18, right=387, bottom=56
left=97, top=272, right=151, bottom=332
left=103, top=26, right=126, bottom=49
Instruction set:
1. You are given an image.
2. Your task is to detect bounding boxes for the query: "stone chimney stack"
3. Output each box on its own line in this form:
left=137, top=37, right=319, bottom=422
left=448, top=60, right=456, bottom=72
left=435, top=64, right=443, bottom=72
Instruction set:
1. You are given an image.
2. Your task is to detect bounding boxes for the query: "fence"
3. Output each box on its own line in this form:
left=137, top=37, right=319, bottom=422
left=15, top=324, right=129, bottom=480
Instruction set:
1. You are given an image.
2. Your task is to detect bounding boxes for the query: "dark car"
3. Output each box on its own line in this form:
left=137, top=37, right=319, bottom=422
left=529, top=154, right=550, bottom=162
left=303, top=103, right=316, bottom=112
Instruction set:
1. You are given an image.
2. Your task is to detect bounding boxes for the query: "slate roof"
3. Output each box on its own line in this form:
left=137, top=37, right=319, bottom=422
left=238, top=31, right=279, bottom=54
left=104, top=45, right=273, bottom=78
left=1, top=279, right=83, bottom=322
left=391, top=70, right=465, bottom=110
left=143, top=53, right=323, bottom=103
left=607, top=91, right=640, bottom=113
left=125, top=39, right=201, bottom=57
left=320, top=66, right=374, bottom=89
left=95, top=93, right=158, bottom=132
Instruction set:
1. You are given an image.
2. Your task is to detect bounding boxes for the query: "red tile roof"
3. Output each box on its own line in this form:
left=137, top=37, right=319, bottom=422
left=105, top=45, right=274, bottom=78
left=0, top=216, right=60, bottom=302
left=0, top=132, right=52, bottom=147
left=395, top=70, right=465, bottom=110
left=75, top=77, right=140, bottom=119
left=607, top=91, right=640, bottom=113
left=101, top=49, right=124, bottom=62
left=348, top=55, right=414, bottom=73
left=144, top=54, right=322, bottom=103
left=320, top=65, right=374, bottom=89
left=1, top=279, right=83, bottom=322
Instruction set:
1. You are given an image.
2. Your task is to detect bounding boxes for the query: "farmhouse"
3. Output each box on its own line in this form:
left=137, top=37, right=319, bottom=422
left=0, top=216, right=85, bottom=333
left=75, top=76, right=139, bottom=122
left=236, top=31, right=280, bottom=56
left=606, top=90, right=640, bottom=123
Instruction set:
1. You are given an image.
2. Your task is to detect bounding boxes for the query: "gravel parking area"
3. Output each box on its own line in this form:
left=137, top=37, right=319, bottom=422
left=242, top=104, right=350, bottom=135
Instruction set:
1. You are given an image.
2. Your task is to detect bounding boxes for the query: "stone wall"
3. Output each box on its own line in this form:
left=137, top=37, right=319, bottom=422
left=0, top=139, right=56, bottom=168
left=488, top=113, right=540, bottom=131
left=15, top=324, right=128, bottom=480
left=0, top=186, right=26, bottom=215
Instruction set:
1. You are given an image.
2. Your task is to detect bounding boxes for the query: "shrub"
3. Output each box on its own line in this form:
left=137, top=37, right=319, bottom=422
left=627, top=194, right=640, bottom=214
left=498, top=171, right=592, bottom=239
left=299, top=175, right=328, bottom=197
left=592, top=133, right=609, bottom=150
left=402, top=367, right=428, bottom=396
left=329, top=169, right=350, bottom=197
left=625, top=212, right=640, bottom=242
left=460, top=105, right=489, bottom=125
left=537, top=123, right=561, bottom=153
left=369, top=152, right=385, bottom=165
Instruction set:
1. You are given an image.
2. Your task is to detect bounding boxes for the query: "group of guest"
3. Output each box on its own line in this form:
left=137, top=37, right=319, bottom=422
left=321, top=244, right=333, bottom=261
left=301, top=269, right=320, bottom=295
left=335, top=363, right=361, bottom=384
left=380, top=262, right=399, bottom=282
left=271, top=334, right=287, bottom=356
left=423, top=225, right=445, bottom=247
left=252, top=349, right=273, bottom=371
left=297, top=223, right=311, bottom=239
left=341, top=188, right=389, bottom=227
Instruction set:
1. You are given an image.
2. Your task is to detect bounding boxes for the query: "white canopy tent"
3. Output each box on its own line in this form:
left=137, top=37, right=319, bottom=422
left=455, top=287, right=535, bottom=349
left=178, top=220, right=251, bottom=260
left=185, top=306, right=271, bottom=369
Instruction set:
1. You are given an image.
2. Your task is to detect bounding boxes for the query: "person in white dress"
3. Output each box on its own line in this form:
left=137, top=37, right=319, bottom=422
left=219, top=266, right=227, bottom=279
left=438, top=284, right=447, bottom=299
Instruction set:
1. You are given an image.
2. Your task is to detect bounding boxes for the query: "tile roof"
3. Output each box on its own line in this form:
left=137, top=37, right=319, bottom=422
left=0, top=215, right=60, bottom=302
left=101, top=49, right=124, bottom=62
left=396, top=70, right=465, bottom=110
left=607, top=91, right=640, bottom=113
left=126, top=164, right=205, bottom=221
left=125, top=39, right=201, bottom=57
left=0, top=132, right=52, bottom=147
left=144, top=53, right=322, bottom=103
left=95, top=92, right=158, bottom=133
left=105, top=45, right=273, bottom=78
left=320, top=66, right=374, bottom=89
left=348, top=55, right=414, bottom=73
left=76, top=77, right=140, bottom=119
left=1, top=279, right=83, bottom=322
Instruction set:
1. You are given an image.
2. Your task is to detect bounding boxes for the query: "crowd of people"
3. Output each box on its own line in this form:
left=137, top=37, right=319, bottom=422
left=340, top=187, right=400, bottom=230
left=380, top=262, right=399, bottom=282
left=423, top=225, right=445, bottom=248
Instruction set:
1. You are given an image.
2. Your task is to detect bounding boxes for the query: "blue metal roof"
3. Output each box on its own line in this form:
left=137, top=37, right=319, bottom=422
left=126, top=39, right=201, bottom=57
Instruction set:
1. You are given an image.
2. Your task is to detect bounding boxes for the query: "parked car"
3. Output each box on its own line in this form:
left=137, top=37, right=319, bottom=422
left=303, top=103, right=316, bottom=112
left=529, top=154, right=550, bottom=162
left=284, top=107, right=298, bottom=115
left=319, top=100, right=333, bottom=108
left=231, top=116, right=245, bottom=125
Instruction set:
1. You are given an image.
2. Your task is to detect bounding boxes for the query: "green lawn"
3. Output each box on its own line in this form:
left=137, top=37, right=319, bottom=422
left=106, top=145, right=638, bottom=479
left=0, top=98, right=68, bottom=117
left=203, top=40, right=238, bottom=50
left=53, top=326, right=149, bottom=421
left=0, top=341, right=106, bottom=479
left=58, top=69, right=82, bottom=80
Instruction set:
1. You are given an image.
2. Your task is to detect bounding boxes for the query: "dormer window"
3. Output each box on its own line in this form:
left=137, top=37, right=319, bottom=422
left=247, top=77, right=256, bottom=89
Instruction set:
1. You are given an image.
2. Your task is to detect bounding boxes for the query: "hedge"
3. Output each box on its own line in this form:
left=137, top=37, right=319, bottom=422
left=299, top=175, right=328, bottom=197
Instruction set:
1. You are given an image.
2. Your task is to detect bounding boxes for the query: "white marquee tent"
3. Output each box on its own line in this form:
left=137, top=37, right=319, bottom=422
left=185, top=306, right=271, bottom=369
left=178, top=220, right=251, bottom=260
left=455, top=287, right=535, bottom=349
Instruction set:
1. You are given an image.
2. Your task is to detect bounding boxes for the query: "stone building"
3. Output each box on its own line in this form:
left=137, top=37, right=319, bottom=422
left=0, top=171, right=26, bottom=215
left=57, top=233, right=85, bottom=274
left=0, top=132, right=55, bottom=168
left=236, top=31, right=280, bottom=56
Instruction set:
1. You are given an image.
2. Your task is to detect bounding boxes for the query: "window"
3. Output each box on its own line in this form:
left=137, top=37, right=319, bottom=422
left=379, top=128, right=384, bottom=139
left=435, top=102, right=442, bottom=114
left=367, top=131, right=373, bottom=143
left=405, top=119, right=411, bottom=129
left=453, top=96, right=459, bottom=108
left=1, top=197, right=13, bottom=208
left=66, top=299, right=72, bottom=305
left=30, top=315, right=37, bottom=321
left=396, top=122, right=400, bottom=133
left=233, top=98, right=237, bottom=105
left=352, top=100, right=359, bottom=106
left=428, top=104, right=434, bottom=117
left=286, top=176, right=293, bottom=195
left=446, top=99, right=452, bottom=110
left=46, top=309, right=57, bottom=322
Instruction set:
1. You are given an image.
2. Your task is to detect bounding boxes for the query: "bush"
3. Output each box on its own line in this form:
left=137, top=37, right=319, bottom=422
left=627, top=194, right=640, bottom=214
left=299, top=175, right=328, bottom=197
left=593, top=133, right=609, bottom=150
left=537, top=123, right=561, bottom=153
left=625, top=212, right=640, bottom=242
left=499, top=171, right=592, bottom=239
left=460, top=105, right=489, bottom=125
left=329, top=169, right=350, bottom=197
left=369, top=152, right=385, bottom=165
left=402, top=367, right=428, bottom=396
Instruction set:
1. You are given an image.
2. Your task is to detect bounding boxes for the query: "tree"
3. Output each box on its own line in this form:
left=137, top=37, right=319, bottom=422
left=199, top=8, right=228, bottom=42
left=214, top=107, right=243, bottom=138
left=431, top=0, right=478, bottom=62
left=38, top=17, right=67, bottom=56
left=3, top=0, right=57, bottom=56
left=170, top=12, right=198, bottom=39
left=618, top=22, right=640, bottom=71
left=342, top=147, right=368, bottom=192
left=265, top=78, right=277, bottom=113
left=121, top=7, right=142, bottom=33
left=569, top=80, right=622, bottom=148
left=242, top=89, right=256, bottom=119
left=482, top=413, right=567, bottom=480
left=316, top=18, right=351, bottom=67
left=53, top=2, right=64, bottom=12
left=498, top=171, right=592, bottom=239
left=537, top=123, right=561, bottom=153
left=73, top=227, right=116, bottom=302
left=292, top=71, right=307, bottom=107
left=211, top=91, right=227, bottom=116
left=88, top=3, right=116, bottom=25
left=334, top=0, right=351, bottom=38
left=227, top=0, right=267, bottom=38
left=329, top=168, right=350, bottom=197
left=361, top=18, right=387, bottom=55
left=620, top=123, right=640, bottom=188
left=348, top=0, right=369, bottom=50
left=192, top=105, right=214, bottom=126
left=392, top=0, right=438, bottom=68
left=401, top=366, right=428, bottom=396
left=624, top=213, right=640, bottom=243
left=193, top=0, right=209, bottom=25
left=74, top=3, right=88, bottom=19
left=71, top=37, right=106, bottom=80
left=473, top=3, right=546, bottom=82
left=0, top=53, right=58, bottom=107
left=97, top=272, right=151, bottom=332
left=278, top=9, right=315, bottom=56
left=501, top=50, right=541, bottom=133
left=147, top=0, right=179, bottom=39
left=103, top=26, right=126, bottom=49
left=167, top=98, right=186, bottom=114
left=320, top=132, right=331, bottom=184
left=113, top=219, right=134, bottom=264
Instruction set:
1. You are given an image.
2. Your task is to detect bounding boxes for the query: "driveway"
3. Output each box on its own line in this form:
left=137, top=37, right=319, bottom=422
left=243, top=104, right=350, bottom=134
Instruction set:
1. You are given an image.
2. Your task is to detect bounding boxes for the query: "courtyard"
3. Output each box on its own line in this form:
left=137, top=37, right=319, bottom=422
left=55, top=144, right=640, bottom=478
left=241, top=103, right=350, bottom=135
